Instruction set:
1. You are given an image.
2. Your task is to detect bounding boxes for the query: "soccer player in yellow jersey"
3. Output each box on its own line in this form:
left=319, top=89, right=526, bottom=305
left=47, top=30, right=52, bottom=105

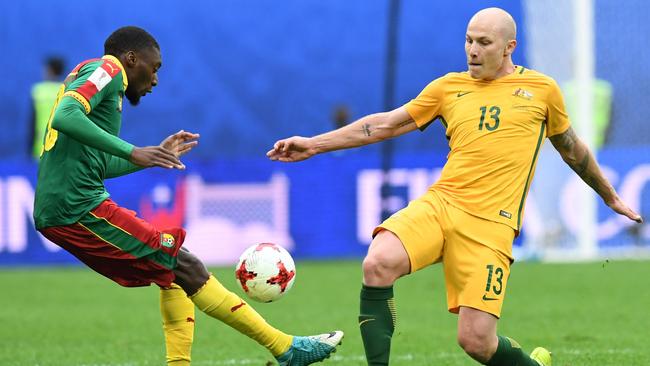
left=268, top=7, right=643, bottom=366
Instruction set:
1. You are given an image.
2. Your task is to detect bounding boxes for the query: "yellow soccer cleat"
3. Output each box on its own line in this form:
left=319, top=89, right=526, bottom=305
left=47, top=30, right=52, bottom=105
left=530, top=347, right=552, bottom=366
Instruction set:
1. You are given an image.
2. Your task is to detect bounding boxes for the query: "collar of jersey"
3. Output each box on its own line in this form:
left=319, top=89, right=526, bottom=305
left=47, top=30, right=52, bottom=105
left=101, top=55, right=129, bottom=90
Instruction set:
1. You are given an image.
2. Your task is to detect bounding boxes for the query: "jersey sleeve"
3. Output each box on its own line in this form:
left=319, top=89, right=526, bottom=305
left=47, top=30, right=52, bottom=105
left=50, top=97, right=134, bottom=160
left=62, top=60, right=123, bottom=114
left=105, top=156, right=144, bottom=179
left=545, top=79, right=571, bottom=137
left=404, top=77, right=445, bottom=129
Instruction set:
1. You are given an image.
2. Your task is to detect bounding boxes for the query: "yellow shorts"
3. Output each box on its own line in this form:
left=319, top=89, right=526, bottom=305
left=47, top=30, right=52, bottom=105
left=373, top=190, right=515, bottom=318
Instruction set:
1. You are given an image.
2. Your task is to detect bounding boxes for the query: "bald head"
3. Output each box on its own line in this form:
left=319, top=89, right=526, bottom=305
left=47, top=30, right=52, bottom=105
left=464, top=7, right=518, bottom=80
left=468, top=7, right=517, bottom=42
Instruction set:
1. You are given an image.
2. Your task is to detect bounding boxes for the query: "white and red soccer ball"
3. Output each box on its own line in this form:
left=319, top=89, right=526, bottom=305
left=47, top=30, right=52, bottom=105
left=235, top=243, right=296, bottom=303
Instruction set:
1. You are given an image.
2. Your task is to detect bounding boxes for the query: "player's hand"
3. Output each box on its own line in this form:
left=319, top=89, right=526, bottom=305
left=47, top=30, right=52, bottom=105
left=266, top=136, right=316, bottom=162
left=160, top=130, right=200, bottom=157
left=130, top=146, right=186, bottom=170
left=607, top=196, right=644, bottom=223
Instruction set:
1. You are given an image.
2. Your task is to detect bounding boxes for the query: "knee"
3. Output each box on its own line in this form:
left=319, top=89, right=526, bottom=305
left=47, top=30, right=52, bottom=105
left=174, top=250, right=209, bottom=295
left=457, top=330, right=493, bottom=362
left=179, top=251, right=205, bottom=273
left=362, top=251, right=402, bottom=286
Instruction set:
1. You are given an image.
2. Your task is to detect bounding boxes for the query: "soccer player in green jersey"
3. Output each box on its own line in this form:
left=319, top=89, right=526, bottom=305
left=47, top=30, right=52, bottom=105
left=33, top=26, right=343, bottom=366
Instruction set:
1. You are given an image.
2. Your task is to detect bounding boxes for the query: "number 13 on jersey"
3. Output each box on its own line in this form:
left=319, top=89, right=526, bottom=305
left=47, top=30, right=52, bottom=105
left=478, top=105, right=501, bottom=131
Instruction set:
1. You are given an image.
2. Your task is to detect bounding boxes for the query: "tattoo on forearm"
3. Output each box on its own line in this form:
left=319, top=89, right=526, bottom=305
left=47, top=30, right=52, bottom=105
left=572, top=154, right=599, bottom=191
left=570, top=152, right=590, bottom=175
left=568, top=145, right=610, bottom=197
left=551, top=127, right=612, bottom=198
left=362, top=123, right=372, bottom=137
left=399, top=119, right=414, bottom=128
left=550, top=127, right=577, bottom=152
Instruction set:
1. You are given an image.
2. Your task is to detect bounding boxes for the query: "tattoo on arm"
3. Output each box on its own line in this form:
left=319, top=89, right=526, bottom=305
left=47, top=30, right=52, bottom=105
left=396, top=119, right=415, bottom=129
left=571, top=150, right=608, bottom=197
left=572, top=153, right=590, bottom=175
left=362, top=123, right=372, bottom=137
left=551, top=128, right=588, bottom=175
left=549, top=127, right=577, bottom=152
left=571, top=152, right=602, bottom=193
left=551, top=127, right=611, bottom=198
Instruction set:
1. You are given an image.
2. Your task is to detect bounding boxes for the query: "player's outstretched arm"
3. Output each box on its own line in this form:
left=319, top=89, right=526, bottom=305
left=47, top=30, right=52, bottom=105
left=52, top=96, right=185, bottom=170
left=550, top=127, right=643, bottom=223
left=53, top=97, right=137, bottom=160
left=267, top=106, right=417, bottom=162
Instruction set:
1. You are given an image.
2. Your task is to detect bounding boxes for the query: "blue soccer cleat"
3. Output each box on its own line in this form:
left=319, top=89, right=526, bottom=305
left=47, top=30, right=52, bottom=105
left=276, top=331, right=344, bottom=366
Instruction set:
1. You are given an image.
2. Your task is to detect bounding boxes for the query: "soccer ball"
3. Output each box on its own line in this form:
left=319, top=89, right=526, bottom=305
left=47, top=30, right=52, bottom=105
left=235, top=243, right=296, bottom=303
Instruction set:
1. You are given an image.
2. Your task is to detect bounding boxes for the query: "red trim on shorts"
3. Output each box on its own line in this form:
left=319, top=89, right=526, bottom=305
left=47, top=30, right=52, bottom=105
left=38, top=199, right=186, bottom=288
left=90, top=199, right=184, bottom=259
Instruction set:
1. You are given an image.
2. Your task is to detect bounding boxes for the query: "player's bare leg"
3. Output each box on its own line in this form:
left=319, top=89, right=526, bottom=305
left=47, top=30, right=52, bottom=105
left=362, top=230, right=411, bottom=287
left=359, top=230, right=410, bottom=365
left=173, top=250, right=343, bottom=365
left=458, top=307, right=549, bottom=365
left=457, top=307, right=499, bottom=362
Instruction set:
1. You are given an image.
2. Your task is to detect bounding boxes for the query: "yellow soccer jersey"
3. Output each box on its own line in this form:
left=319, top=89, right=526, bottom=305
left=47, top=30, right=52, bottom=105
left=405, top=66, right=570, bottom=231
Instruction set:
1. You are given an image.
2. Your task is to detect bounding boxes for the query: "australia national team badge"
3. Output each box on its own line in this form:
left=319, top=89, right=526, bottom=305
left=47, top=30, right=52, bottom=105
left=161, top=233, right=175, bottom=248
left=513, top=88, right=533, bottom=100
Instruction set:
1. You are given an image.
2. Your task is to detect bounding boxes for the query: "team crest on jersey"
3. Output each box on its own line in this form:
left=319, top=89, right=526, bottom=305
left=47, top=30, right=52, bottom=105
left=512, top=88, right=533, bottom=100
left=161, top=233, right=175, bottom=248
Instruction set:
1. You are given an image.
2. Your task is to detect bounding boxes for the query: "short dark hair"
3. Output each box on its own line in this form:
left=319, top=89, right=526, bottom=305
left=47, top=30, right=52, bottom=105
left=46, top=56, right=65, bottom=76
left=104, top=26, right=159, bottom=57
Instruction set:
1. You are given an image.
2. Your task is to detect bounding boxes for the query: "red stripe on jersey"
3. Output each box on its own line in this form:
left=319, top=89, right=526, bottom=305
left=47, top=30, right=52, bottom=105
left=100, top=60, right=122, bottom=78
left=69, top=59, right=119, bottom=102
left=64, top=58, right=101, bottom=86
left=75, top=80, right=100, bottom=102
left=69, top=58, right=101, bottom=74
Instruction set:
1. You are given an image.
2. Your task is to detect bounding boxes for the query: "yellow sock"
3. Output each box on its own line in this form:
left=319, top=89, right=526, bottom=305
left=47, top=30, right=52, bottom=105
left=160, top=283, right=195, bottom=366
left=190, top=275, right=293, bottom=356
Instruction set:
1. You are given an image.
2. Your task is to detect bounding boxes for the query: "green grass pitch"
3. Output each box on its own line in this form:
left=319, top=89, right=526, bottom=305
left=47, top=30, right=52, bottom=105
left=1, top=259, right=649, bottom=365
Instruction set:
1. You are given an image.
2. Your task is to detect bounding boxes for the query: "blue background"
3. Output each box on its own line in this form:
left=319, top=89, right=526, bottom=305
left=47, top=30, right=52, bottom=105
left=2, top=0, right=527, bottom=159
left=1, top=1, right=648, bottom=265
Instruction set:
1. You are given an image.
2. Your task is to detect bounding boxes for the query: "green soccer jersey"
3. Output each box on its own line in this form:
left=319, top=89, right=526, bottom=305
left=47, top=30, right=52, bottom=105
left=34, top=55, right=138, bottom=229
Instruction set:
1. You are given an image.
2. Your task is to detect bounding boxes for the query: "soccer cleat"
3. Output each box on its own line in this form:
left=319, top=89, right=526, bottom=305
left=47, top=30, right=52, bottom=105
left=275, top=331, right=344, bottom=366
left=530, top=347, right=552, bottom=366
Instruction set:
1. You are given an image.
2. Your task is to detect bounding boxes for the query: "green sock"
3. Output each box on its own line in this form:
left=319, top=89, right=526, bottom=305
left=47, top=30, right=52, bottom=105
left=486, top=335, right=539, bottom=366
left=359, top=285, right=396, bottom=366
